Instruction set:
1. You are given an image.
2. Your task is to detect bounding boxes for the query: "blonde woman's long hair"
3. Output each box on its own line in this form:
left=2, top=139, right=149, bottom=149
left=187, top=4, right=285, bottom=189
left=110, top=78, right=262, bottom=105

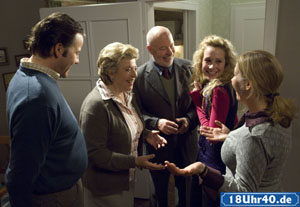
left=237, top=50, right=297, bottom=128
left=192, top=35, right=237, bottom=98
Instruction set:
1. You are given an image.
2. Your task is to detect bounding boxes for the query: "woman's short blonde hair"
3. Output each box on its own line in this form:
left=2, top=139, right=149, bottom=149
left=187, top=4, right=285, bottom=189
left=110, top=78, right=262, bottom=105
left=97, top=42, right=139, bottom=85
left=238, top=50, right=297, bottom=127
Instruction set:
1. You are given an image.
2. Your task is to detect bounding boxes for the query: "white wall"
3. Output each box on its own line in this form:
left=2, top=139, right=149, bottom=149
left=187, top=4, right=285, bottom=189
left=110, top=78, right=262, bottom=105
left=275, top=0, right=300, bottom=191
left=211, top=0, right=265, bottom=40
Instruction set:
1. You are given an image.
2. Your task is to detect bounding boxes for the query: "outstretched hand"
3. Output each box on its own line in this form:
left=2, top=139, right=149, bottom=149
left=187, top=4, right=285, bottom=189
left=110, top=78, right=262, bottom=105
left=135, top=154, right=165, bottom=170
left=200, top=120, right=230, bottom=143
left=164, top=161, right=205, bottom=176
left=146, top=130, right=167, bottom=150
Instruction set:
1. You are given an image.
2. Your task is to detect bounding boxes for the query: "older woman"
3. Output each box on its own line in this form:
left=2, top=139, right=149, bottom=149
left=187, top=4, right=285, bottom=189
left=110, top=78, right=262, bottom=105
left=79, top=42, right=167, bottom=207
left=165, top=50, right=297, bottom=193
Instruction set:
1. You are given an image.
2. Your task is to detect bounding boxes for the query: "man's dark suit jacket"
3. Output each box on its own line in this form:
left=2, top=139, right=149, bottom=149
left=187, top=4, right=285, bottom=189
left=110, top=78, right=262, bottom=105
left=134, top=58, right=199, bottom=166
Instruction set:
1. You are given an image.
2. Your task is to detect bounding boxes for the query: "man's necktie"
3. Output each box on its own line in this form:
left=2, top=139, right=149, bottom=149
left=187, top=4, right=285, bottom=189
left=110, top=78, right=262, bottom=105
left=162, top=67, right=171, bottom=79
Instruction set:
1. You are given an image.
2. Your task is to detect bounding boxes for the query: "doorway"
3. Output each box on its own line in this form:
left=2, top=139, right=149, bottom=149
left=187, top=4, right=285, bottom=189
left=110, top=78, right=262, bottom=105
left=155, top=9, right=184, bottom=58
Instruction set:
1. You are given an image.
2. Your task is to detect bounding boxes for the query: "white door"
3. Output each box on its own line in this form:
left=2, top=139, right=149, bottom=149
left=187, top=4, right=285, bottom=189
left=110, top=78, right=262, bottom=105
left=40, top=2, right=199, bottom=119
left=230, top=2, right=266, bottom=55
left=40, top=2, right=145, bottom=119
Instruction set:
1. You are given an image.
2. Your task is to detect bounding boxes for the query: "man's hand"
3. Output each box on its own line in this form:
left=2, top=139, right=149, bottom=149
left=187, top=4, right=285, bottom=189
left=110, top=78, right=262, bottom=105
left=146, top=130, right=167, bottom=150
left=158, top=119, right=178, bottom=135
left=175, top=117, right=189, bottom=134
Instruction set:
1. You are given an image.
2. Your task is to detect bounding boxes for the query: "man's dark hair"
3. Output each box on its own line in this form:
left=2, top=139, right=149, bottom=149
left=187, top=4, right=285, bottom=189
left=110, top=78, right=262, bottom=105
left=27, top=12, right=84, bottom=58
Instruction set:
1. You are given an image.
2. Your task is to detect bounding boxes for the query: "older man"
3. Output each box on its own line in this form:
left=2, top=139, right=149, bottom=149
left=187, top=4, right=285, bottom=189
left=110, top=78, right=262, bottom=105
left=134, top=26, right=199, bottom=207
left=5, top=12, right=87, bottom=207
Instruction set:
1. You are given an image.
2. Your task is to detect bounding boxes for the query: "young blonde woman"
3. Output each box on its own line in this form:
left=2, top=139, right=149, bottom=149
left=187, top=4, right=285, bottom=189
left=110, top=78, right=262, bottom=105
left=189, top=35, right=238, bottom=206
left=165, top=50, right=297, bottom=196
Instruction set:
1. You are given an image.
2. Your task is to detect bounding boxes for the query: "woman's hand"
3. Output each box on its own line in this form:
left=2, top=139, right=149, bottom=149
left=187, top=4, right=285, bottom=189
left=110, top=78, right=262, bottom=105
left=164, top=161, right=206, bottom=176
left=192, top=81, right=201, bottom=91
left=146, top=130, right=167, bottom=150
left=200, top=120, right=230, bottom=143
left=135, top=154, right=165, bottom=170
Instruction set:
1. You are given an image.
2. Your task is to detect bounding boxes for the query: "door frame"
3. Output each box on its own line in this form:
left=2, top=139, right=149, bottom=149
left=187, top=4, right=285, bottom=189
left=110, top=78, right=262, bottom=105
left=142, top=1, right=199, bottom=61
left=264, top=0, right=279, bottom=55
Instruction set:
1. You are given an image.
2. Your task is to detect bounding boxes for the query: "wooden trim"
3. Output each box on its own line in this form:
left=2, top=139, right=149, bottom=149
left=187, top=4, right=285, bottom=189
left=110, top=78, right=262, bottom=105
left=0, top=136, right=9, bottom=145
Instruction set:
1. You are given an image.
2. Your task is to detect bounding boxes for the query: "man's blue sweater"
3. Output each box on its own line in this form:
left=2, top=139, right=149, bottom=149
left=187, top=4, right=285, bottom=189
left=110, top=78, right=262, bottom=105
left=5, top=66, right=88, bottom=207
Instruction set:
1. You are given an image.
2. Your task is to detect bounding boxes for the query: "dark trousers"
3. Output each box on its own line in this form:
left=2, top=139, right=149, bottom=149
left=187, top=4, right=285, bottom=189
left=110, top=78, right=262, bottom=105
left=190, top=175, right=202, bottom=207
left=32, top=179, right=83, bottom=207
left=150, top=170, right=186, bottom=207
left=190, top=175, right=220, bottom=207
